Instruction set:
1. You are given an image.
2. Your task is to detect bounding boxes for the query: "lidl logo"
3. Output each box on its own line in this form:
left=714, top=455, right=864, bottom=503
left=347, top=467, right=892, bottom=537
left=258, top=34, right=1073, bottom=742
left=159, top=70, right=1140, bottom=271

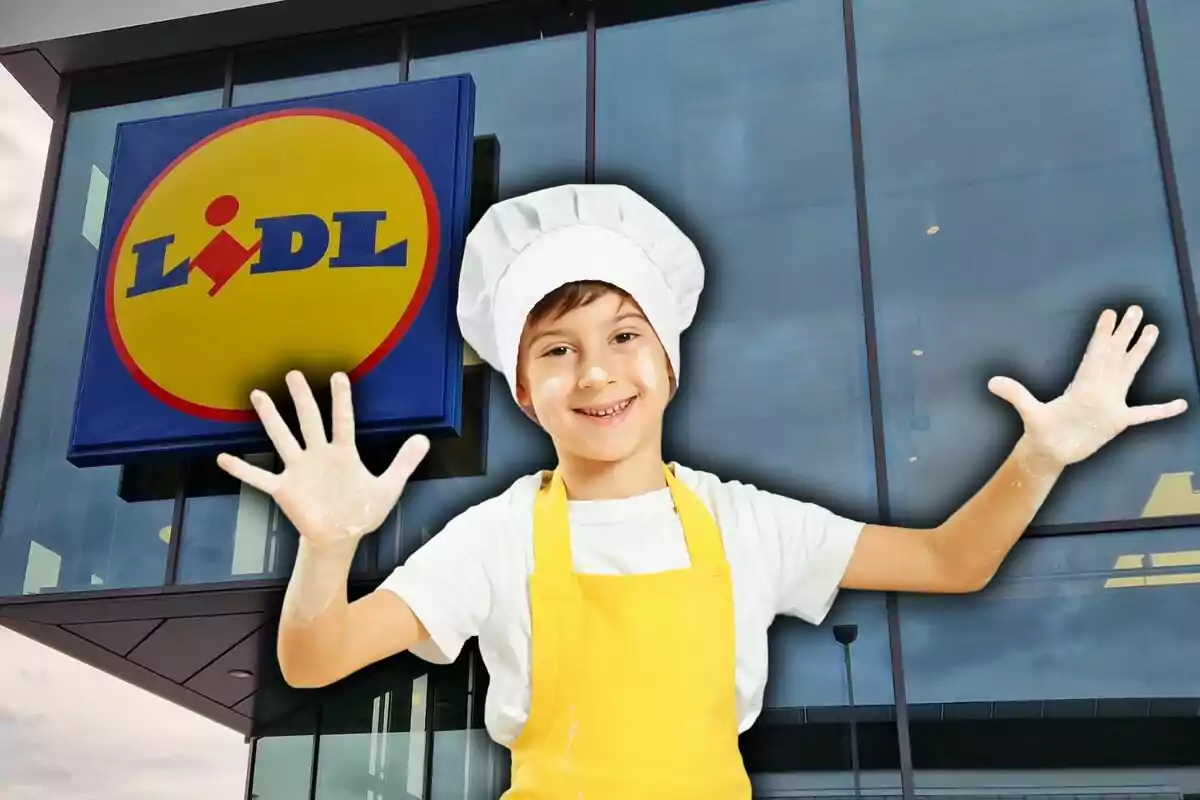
left=70, top=78, right=476, bottom=466
left=107, top=109, right=439, bottom=421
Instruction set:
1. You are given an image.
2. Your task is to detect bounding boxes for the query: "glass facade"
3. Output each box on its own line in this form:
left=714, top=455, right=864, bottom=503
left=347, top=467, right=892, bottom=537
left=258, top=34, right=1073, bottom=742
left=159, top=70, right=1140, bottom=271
left=3, top=0, right=1200, bottom=797
left=857, top=0, right=1200, bottom=530
left=0, top=63, right=225, bottom=596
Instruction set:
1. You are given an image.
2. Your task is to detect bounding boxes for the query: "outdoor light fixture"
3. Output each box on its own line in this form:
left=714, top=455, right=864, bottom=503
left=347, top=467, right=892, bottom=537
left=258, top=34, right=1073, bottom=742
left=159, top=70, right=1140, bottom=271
left=833, top=624, right=862, bottom=800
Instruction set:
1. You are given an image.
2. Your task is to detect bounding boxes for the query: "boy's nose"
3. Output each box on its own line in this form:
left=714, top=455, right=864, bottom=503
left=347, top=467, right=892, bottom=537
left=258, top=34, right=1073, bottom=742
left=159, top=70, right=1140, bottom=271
left=578, top=364, right=611, bottom=388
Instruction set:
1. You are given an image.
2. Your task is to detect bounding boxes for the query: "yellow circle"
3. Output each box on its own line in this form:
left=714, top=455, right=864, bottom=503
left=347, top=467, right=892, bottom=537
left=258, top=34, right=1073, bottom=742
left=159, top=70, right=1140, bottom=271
left=109, top=111, right=435, bottom=419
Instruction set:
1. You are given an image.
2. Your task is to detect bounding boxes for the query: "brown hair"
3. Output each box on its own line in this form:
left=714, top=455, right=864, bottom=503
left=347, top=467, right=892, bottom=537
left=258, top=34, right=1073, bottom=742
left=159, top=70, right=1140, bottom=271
left=520, top=280, right=677, bottom=399
left=525, top=281, right=633, bottom=330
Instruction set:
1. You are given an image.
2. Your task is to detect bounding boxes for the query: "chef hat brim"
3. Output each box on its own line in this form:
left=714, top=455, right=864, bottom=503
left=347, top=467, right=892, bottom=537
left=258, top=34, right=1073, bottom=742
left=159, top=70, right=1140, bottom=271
left=492, top=225, right=680, bottom=398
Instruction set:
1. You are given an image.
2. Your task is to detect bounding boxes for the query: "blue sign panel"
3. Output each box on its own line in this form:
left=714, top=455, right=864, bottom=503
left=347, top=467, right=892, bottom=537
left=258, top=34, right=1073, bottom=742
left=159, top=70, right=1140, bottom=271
left=68, top=76, right=475, bottom=467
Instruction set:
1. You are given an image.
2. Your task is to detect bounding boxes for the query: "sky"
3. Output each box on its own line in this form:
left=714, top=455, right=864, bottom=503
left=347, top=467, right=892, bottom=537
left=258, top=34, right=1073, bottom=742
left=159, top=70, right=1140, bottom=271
left=0, top=68, right=248, bottom=800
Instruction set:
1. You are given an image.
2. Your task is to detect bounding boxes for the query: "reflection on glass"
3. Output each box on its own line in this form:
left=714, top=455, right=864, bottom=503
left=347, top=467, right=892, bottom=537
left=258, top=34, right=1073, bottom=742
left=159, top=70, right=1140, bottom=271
left=595, top=0, right=894, bottom=792
left=251, top=734, right=315, bottom=800
left=232, top=33, right=400, bottom=106
left=378, top=18, right=584, bottom=570
left=902, top=526, right=1200, bottom=704
left=901, top=525, right=1200, bottom=791
left=178, top=455, right=296, bottom=584
left=595, top=0, right=876, bottom=520
left=0, top=90, right=222, bottom=597
left=1149, top=0, right=1200, bottom=317
left=233, top=64, right=400, bottom=107
left=857, top=0, right=1200, bottom=528
left=315, top=674, right=430, bottom=799
left=409, top=25, right=587, bottom=199
left=427, top=649, right=510, bottom=799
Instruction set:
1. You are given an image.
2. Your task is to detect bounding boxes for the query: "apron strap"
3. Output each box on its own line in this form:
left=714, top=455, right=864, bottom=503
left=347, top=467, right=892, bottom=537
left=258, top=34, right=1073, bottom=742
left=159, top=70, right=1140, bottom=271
left=533, top=465, right=728, bottom=577
left=533, top=470, right=574, bottom=578
left=663, top=464, right=727, bottom=573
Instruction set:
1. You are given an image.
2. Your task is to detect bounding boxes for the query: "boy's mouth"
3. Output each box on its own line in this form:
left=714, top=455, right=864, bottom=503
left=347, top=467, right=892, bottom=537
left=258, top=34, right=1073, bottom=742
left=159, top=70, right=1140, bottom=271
left=574, top=396, right=636, bottom=424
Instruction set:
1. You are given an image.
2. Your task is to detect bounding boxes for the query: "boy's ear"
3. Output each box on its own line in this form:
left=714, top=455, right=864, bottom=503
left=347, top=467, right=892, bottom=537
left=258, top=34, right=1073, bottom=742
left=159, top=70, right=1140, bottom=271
left=515, top=381, right=542, bottom=425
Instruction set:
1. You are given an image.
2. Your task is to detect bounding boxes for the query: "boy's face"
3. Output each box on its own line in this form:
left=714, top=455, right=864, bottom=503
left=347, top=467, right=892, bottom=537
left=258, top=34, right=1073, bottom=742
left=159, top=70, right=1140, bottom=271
left=516, top=291, right=672, bottom=464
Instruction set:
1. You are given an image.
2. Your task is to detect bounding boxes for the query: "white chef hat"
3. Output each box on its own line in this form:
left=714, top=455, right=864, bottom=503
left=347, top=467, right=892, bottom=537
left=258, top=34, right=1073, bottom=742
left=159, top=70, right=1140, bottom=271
left=457, top=184, right=704, bottom=400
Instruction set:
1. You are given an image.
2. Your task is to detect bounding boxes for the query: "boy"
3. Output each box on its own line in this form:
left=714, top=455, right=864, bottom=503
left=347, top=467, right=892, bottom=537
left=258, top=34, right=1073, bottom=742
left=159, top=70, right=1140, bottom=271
left=217, top=184, right=1187, bottom=798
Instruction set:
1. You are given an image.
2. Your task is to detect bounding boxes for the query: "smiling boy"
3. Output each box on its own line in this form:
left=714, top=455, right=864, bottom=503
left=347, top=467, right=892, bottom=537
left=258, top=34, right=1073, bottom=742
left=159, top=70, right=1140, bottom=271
left=217, top=184, right=1187, bottom=799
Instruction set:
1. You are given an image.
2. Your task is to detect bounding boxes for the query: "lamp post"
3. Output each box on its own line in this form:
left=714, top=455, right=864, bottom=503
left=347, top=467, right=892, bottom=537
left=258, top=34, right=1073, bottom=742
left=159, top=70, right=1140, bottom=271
left=833, top=623, right=862, bottom=800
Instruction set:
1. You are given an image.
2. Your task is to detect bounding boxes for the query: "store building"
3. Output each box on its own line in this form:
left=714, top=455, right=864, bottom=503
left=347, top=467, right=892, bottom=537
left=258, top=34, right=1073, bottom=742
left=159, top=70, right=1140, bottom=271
left=2, top=1, right=1200, bottom=797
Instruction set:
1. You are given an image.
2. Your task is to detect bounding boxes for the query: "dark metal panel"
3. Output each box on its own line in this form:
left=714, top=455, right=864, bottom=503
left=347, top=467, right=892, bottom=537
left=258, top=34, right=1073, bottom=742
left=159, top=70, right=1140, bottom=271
left=1135, top=0, right=1200, bottom=393
left=0, top=575, right=382, bottom=619
left=584, top=7, right=595, bottom=184
left=126, top=613, right=263, bottom=682
left=1025, top=512, right=1200, bottom=538
left=24, top=0, right=517, bottom=76
left=243, top=737, right=258, bottom=800
left=399, top=25, right=410, bottom=82
left=840, top=0, right=915, bottom=796
left=234, top=694, right=256, bottom=718
left=164, top=464, right=190, bottom=586
left=0, top=0, right=282, bottom=50
left=222, top=51, right=235, bottom=107
left=0, top=79, right=68, bottom=521
left=308, top=704, right=323, bottom=800
left=184, top=626, right=268, bottom=705
left=0, top=49, right=60, bottom=112
left=62, top=618, right=164, bottom=656
left=0, top=582, right=283, bottom=623
left=0, top=616, right=252, bottom=733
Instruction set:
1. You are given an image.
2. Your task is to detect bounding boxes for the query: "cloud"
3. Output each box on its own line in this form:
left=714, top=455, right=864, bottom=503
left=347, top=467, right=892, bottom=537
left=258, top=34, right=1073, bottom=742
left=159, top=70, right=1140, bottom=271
left=0, top=628, right=248, bottom=800
left=0, top=68, right=248, bottom=799
left=0, top=68, right=50, bottom=244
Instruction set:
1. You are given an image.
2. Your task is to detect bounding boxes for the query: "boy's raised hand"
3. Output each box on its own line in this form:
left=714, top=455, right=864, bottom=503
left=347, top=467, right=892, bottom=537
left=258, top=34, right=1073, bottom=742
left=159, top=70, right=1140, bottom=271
left=987, top=305, right=1188, bottom=469
left=216, top=370, right=430, bottom=548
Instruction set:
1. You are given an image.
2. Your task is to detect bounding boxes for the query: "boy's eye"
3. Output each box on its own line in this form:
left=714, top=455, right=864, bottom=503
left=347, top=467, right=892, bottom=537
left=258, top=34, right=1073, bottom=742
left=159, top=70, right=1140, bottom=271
left=613, top=332, right=639, bottom=345
left=543, top=346, right=570, bottom=357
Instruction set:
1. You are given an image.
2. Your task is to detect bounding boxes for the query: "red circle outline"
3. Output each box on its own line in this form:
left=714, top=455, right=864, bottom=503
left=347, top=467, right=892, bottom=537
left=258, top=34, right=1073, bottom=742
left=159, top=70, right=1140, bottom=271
left=104, top=108, right=442, bottom=423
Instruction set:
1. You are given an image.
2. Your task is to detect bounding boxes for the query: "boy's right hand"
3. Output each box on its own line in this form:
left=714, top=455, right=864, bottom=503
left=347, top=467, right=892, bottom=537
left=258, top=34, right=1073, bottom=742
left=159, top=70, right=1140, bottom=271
left=216, top=370, right=431, bottom=549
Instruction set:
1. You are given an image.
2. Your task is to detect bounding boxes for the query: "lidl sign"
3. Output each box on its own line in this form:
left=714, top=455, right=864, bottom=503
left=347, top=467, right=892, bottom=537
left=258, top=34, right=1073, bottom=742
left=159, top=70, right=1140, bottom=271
left=68, top=77, right=475, bottom=466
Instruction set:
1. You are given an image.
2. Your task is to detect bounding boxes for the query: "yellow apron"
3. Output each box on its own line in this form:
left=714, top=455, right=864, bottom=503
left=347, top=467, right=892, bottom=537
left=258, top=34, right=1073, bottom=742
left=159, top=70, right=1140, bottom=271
left=504, top=464, right=753, bottom=799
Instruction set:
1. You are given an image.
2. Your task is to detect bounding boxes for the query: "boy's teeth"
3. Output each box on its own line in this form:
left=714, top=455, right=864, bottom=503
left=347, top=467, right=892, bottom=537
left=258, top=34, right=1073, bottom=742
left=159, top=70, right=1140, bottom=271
left=581, top=398, right=632, bottom=417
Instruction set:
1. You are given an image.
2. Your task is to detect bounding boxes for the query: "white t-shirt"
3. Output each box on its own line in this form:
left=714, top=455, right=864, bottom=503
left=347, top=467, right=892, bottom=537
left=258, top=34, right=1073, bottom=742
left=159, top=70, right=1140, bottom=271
left=379, top=463, right=864, bottom=747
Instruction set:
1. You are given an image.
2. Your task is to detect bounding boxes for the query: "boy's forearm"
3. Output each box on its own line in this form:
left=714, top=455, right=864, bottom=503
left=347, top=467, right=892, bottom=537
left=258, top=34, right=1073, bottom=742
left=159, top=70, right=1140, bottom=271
left=929, top=433, right=1066, bottom=590
left=277, top=536, right=361, bottom=688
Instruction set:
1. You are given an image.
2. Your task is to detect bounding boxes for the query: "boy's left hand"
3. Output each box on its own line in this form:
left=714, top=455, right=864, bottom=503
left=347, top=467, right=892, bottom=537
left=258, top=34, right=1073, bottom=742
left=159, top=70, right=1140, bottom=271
left=986, top=305, right=1188, bottom=469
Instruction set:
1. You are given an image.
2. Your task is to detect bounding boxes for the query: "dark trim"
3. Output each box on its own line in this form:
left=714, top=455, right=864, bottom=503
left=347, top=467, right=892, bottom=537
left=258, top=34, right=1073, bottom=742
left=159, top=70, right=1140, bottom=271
left=19, top=0, right=518, bottom=77
left=165, top=464, right=190, bottom=585
left=399, top=25, right=410, bottom=81
left=0, top=616, right=251, bottom=733
left=422, top=668, right=437, bottom=798
left=244, top=737, right=258, bottom=800
left=125, top=618, right=168, bottom=657
left=841, top=0, right=915, bottom=797
left=840, top=0, right=887, bottom=524
left=1135, top=0, right=1200, bottom=392
left=886, top=593, right=915, bottom=798
left=0, top=49, right=61, bottom=113
left=0, top=79, right=69, bottom=519
left=1024, top=512, right=1200, bottom=538
left=181, top=622, right=265, bottom=684
left=309, top=704, right=323, bottom=800
left=585, top=6, right=596, bottom=183
left=363, top=531, right=379, bottom=577
left=222, top=51, right=235, bottom=107
left=0, top=571, right=384, bottom=610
